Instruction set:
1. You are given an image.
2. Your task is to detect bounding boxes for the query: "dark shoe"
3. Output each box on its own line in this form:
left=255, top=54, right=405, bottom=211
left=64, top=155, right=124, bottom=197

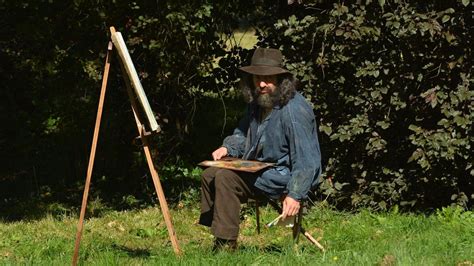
left=213, top=238, right=238, bottom=252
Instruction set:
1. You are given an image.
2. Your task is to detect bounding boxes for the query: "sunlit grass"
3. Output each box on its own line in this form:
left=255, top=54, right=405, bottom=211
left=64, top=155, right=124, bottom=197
left=213, top=27, right=258, bottom=69
left=0, top=204, right=473, bottom=265
left=223, top=28, right=259, bottom=50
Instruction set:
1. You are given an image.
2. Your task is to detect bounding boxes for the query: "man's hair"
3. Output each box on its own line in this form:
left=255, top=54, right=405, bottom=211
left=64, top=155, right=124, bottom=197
left=240, top=73, right=298, bottom=106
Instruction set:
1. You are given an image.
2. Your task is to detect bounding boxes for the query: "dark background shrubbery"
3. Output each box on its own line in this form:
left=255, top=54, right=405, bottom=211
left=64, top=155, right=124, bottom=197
left=0, top=0, right=472, bottom=218
left=259, top=1, right=473, bottom=210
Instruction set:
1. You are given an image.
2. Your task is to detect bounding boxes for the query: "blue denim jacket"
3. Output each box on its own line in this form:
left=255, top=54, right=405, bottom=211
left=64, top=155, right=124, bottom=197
left=222, top=92, right=322, bottom=200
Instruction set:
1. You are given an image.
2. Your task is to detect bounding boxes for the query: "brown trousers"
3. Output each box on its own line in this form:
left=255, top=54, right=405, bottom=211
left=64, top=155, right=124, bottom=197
left=198, top=167, right=264, bottom=240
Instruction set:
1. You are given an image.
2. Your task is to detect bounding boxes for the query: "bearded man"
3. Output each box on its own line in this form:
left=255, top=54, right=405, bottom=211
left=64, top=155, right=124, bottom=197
left=198, top=48, right=322, bottom=250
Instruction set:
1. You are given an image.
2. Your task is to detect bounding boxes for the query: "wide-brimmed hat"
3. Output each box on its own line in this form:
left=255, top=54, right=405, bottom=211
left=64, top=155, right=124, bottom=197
left=239, top=48, right=289, bottom=76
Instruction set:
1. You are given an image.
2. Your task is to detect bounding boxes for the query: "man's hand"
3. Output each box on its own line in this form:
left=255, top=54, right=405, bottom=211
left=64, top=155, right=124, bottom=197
left=281, top=196, right=300, bottom=219
left=212, top=147, right=228, bottom=161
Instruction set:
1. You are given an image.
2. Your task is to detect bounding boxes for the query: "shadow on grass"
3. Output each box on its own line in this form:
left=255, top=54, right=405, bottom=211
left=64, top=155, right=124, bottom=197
left=238, top=243, right=284, bottom=254
left=0, top=176, right=202, bottom=223
left=0, top=199, right=60, bottom=222
left=0, top=198, right=106, bottom=223
left=112, top=243, right=151, bottom=258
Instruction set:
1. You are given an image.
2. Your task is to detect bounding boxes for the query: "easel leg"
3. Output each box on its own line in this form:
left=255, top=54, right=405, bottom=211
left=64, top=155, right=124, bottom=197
left=72, top=41, right=114, bottom=266
left=116, top=56, right=181, bottom=255
left=140, top=129, right=182, bottom=255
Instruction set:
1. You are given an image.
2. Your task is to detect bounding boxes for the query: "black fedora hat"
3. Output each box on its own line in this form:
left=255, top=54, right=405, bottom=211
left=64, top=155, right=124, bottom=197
left=239, top=48, right=289, bottom=75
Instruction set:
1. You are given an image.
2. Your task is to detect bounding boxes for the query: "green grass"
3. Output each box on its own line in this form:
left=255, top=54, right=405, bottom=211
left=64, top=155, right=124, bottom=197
left=211, top=28, right=258, bottom=71
left=1, top=203, right=473, bottom=265
left=224, top=28, right=259, bottom=50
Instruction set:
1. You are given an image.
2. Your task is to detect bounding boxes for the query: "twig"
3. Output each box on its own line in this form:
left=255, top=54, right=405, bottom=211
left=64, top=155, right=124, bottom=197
left=218, top=89, right=227, bottom=136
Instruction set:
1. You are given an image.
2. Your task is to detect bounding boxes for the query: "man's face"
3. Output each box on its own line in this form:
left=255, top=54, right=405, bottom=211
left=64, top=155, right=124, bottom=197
left=252, top=75, right=278, bottom=108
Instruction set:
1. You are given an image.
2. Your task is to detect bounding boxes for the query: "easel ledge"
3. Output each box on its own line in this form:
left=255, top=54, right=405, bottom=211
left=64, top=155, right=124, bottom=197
left=72, top=26, right=181, bottom=266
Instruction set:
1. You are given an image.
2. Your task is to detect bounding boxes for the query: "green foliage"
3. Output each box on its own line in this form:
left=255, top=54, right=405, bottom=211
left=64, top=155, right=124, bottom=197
left=258, top=1, right=473, bottom=210
left=1, top=1, right=472, bottom=212
left=0, top=1, right=249, bottom=209
left=435, top=205, right=474, bottom=226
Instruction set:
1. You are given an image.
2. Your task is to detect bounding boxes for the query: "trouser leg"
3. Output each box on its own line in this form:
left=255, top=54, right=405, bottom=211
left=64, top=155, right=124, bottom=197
left=199, top=167, right=218, bottom=227
left=199, top=167, right=259, bottom=240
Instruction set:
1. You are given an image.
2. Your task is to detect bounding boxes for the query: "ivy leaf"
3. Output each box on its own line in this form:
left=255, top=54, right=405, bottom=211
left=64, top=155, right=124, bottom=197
left=334, top=182, right=349, bottom=190
left=320, top=124, right=333, bottom=136
left=408, top=124, right=422, bottom=133
left=376, top=121, right=390, bottom=129
left=442, top=15, right=450, bottom=23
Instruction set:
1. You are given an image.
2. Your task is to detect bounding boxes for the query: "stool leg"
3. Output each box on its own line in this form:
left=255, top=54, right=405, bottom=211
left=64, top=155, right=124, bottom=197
left=292, top=205, right=303, bottom=243
left=255, top=200, right=261, bottom=234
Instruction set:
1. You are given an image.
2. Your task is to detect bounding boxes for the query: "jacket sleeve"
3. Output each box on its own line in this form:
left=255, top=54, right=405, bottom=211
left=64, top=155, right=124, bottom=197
left=286, top=104, right=322, bottom=201
left=222, top=107, right=251, bottom=158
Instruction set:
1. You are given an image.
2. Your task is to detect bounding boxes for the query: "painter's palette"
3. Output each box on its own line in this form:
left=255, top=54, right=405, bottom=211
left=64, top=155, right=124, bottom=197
left=198, top=158, right=274, bottom=173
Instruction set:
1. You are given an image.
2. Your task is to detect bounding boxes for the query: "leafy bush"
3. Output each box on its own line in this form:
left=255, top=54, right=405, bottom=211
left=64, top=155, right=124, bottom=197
left=257, top=1, right=473, bottom=210
left=0, top=1, right=243, bottom=206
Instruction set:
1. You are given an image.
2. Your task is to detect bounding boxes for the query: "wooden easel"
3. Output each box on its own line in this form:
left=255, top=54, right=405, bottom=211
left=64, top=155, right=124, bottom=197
left=72, top=27, right=181, bottom=266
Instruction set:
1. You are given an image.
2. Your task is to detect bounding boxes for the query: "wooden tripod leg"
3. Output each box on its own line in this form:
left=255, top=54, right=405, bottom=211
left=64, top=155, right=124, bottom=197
left=72, top=41, right=113, bottom=266
left=140, top=130, right=181, bottom=255
left=300, top=227, right=325, bottom=252
left=115, top=54, right=181, bottom=255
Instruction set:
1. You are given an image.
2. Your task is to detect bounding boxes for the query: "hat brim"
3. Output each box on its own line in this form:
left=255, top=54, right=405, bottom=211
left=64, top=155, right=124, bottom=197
left=239, top=65, right=289, bottom=76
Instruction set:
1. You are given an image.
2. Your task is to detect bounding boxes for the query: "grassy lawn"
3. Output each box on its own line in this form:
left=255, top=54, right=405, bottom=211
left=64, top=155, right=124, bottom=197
left=224, top=28, right=258, bottom=50
left=0, top=203, right=473, bottom=265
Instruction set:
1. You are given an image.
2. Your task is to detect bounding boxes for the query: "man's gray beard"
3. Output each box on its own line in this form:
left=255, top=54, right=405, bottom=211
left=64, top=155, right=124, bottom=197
left=257, top=94, right=274, bottom=108
left=256, top=90, right=279, bottom=108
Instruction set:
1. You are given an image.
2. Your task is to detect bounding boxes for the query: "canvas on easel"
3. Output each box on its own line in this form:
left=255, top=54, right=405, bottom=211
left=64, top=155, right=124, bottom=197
left=110, top=29, right=160, bottom=133
left=72, top=27, right=180, bottom=266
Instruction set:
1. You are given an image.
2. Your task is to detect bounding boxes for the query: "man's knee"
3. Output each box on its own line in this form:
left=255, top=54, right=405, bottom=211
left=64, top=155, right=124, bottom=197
left=202, top=167, right=219, bottom=184
left=215, top=169, right=238, bottom=183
